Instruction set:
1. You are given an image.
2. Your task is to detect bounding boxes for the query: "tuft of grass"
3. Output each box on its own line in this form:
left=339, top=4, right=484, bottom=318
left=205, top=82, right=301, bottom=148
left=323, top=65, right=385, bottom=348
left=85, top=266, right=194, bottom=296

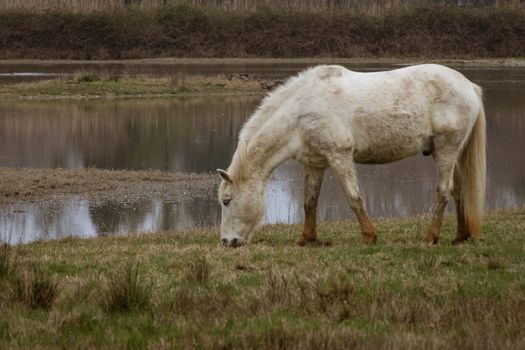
left=185, top=255, right=212, bottom=284
left=12, top=265, right=58, bottom=309
left=0, top=244, right=18, bottom=279
left=100, top=261, right=151, bottom=313
left=168, top=71, right=188, bottom=91
left=487, top=259, right=504, bottom=270
left=76, top=74, right=101, bottom=83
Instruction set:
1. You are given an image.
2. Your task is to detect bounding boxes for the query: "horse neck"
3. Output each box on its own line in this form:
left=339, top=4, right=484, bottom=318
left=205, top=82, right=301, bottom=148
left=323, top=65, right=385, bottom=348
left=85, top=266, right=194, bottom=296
left=231, top=117, right=295, bottom=185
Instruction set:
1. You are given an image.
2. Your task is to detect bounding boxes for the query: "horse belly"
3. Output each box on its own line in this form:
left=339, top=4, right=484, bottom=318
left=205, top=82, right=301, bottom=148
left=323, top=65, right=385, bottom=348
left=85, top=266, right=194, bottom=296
left=351, top=111, right=431, bottom=164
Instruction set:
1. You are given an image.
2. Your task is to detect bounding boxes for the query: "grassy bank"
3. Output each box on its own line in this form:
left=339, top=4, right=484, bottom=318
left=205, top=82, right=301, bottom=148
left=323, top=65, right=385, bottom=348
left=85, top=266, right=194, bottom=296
left=1, top=209, right=524, bottom=348
left=0, top=5, right=523, bottom=60
left=0, top=73, right=267, bottom=100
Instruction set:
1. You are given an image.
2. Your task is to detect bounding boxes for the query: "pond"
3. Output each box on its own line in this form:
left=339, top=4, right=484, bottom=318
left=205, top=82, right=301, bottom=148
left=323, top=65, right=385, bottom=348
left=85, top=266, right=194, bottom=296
left=1, top=63, right=524, bottom=243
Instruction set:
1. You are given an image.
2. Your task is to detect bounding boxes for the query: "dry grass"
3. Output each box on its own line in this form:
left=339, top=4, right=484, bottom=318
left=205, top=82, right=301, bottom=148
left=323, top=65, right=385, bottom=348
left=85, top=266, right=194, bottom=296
left=0, top=73, right=266, bottom=101
left=11, top=266, right=59, bottom=309
left=185, top=254, right=212, bottom=284
left=0, top=209, right=524, bottom=348
left=0, top=243, right=19, bottom=279
left=99, top=261, right=151, bottom=312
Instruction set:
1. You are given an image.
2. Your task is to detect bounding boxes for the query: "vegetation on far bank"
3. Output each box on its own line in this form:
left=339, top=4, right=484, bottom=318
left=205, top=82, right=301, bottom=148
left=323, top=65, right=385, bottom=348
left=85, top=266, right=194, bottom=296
left=1, top=209, right=524, bottom=348
left=2, top=0, right=522, bottom=14
left=0, top=73, right=268, bottom=100
left=0, top=5, right=523, bottom=60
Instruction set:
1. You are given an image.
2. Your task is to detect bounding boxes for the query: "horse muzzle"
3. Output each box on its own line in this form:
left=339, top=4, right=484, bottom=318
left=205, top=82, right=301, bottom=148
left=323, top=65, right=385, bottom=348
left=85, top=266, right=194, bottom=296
left=221, top=237, right=245, bottom=248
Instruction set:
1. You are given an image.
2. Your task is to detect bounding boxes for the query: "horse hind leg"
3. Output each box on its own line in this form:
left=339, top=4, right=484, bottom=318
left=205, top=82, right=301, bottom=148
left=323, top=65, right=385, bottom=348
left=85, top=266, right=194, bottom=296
left=451, top=166, right=471, bottom=244
left=297, top=166, right=325, bottom=246
left=424, top=133, right=464, bottom=244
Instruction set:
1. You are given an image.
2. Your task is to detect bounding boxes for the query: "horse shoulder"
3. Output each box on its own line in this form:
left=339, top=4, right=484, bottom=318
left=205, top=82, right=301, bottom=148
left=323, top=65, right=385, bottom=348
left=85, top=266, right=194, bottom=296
left=298, top=113, right=353, bottom=153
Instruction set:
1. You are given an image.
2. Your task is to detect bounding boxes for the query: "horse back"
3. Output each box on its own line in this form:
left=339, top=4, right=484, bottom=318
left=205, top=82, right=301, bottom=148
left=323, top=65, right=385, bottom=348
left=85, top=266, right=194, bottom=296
left=303, top=64, right=480, bottom=164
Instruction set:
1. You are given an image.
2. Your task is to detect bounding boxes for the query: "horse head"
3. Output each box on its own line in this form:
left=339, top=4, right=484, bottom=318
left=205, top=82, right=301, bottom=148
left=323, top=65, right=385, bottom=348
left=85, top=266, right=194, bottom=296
left=217, top=169, right=265, bottom=248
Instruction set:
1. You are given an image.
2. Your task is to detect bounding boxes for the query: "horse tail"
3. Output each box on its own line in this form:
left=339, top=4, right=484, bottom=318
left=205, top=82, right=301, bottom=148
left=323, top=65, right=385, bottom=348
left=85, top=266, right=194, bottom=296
left=457, top=84, right=486, bottom=239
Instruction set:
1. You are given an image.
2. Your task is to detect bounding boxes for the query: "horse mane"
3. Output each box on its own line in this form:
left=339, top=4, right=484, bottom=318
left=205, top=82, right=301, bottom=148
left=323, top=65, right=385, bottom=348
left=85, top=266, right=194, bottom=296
left=227, top=67, right=318, bottom=182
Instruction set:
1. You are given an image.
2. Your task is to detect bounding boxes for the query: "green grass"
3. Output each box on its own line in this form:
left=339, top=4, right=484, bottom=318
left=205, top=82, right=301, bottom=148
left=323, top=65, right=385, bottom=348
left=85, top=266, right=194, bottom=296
left=1, top=209, right=524, bottom=348
left=0, top=74, right=265, bottom=101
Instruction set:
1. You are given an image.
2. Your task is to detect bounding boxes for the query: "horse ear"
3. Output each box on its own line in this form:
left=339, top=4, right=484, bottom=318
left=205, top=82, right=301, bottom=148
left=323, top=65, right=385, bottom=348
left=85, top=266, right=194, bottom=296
left=216, top=169, right=233, bottom=183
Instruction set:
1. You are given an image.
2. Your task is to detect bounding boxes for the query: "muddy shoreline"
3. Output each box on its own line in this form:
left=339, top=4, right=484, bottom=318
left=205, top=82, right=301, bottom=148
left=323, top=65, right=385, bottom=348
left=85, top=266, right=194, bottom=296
left=0, top=167, right=219, bottom=206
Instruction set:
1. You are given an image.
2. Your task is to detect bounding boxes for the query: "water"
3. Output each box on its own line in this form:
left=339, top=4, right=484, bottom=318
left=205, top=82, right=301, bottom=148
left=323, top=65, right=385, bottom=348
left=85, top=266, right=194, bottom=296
left=1, top=64, right=524, bottom=243
left=0, top=60, right=406, bottom=84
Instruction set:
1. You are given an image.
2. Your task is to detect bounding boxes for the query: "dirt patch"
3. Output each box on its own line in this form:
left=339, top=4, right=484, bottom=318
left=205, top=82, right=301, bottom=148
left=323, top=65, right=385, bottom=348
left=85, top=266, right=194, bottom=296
left=0, top=167, right=219, bottom=206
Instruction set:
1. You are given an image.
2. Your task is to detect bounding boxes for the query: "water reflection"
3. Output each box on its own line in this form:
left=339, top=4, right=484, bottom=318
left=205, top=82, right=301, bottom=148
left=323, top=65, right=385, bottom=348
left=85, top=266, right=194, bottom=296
left=0, top=197, right=223, bottom=243
left=0, top=65, right=524, bottom=242
left=0, top=96, right=258, bottom=170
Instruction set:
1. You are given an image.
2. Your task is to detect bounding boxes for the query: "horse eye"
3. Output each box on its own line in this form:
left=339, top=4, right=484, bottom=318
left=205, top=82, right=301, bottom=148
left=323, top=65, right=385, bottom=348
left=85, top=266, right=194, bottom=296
left=223, top=198, right=231, bottom=206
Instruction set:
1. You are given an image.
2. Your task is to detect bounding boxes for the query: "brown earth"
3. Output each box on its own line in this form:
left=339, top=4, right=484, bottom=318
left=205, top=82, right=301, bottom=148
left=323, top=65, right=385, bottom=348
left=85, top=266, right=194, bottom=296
left=0, top=167, right=219, bottom=206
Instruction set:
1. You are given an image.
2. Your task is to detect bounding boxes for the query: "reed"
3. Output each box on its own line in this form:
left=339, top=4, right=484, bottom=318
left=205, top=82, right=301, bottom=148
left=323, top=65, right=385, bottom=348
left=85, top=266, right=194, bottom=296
left=0, top=0, right=522, bottom=14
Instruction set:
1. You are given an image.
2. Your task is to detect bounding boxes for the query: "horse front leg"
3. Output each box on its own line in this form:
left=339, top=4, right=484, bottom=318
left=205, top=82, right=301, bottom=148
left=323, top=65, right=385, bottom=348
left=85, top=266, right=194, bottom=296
left=328, top=155, right=377, bottom=244
left=297, top=166, right=325, bottom=246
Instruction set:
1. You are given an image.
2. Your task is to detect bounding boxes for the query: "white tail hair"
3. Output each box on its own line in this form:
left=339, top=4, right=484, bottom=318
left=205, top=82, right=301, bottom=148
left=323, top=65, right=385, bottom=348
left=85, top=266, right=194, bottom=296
left=457, top=84, right=486, bottom=239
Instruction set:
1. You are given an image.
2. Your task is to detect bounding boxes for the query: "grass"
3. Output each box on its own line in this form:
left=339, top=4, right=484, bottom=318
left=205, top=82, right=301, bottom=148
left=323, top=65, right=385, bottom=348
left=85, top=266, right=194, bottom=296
left=0, top=5, right=523, bottom=59
left=12, top=266, right=59, bottom=309
left=0, top=73, right=266, bottom=101
left=0, top=244, right=19, bottom=279
left=0, top=209, right=524, bottom=348
left=99, top=261, right=151, bottom=313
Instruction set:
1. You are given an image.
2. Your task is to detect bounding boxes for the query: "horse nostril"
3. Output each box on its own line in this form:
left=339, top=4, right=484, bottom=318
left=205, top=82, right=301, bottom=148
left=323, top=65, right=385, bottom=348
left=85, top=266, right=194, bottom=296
left=230, top=238, right=238, bottom=247
left=221, top=238, right=228, bottom=246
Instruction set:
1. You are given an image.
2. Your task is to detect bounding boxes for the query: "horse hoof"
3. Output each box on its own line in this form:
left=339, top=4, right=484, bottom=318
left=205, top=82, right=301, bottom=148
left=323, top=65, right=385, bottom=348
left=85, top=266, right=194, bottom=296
left=451, top=237, right=469, bottom=245
left=362, top=235, right=377, bottom=244
left=423, top=235, right=440, bottom=244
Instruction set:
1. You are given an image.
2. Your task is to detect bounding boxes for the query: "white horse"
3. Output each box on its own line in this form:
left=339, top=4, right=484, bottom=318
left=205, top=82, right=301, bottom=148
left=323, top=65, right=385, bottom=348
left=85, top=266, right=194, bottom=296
left=217, top=64, right=486, bottom=248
